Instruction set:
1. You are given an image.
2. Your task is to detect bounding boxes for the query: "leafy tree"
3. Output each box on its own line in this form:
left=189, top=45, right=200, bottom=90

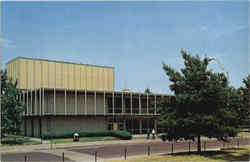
left=145, top=88, right=152, bottom=94
left=1, top=70, right=24, bottom=137
left=237, top=75, right=250, bottom=127
left=159, top=49, right=239, bottom=152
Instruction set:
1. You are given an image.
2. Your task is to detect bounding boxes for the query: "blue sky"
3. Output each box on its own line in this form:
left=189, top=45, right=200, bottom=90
left=1, top=1, right=249, bottom=94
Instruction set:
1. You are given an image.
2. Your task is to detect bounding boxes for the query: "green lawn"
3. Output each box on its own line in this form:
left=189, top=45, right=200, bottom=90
left=51, top=136, right=119, bottom=143
left=1, top=135, right=41, bottom=145
left=109, top=146, right=250, bottom=162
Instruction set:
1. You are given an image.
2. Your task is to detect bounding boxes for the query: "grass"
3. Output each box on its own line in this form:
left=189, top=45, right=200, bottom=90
left=109, top=146, right=250, bottom=162
left=50, top=136, right=119, bottom=144
left=1, top=135, right=41, bottom=145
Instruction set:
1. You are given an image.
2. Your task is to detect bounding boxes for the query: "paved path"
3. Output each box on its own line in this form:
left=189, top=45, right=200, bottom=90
left=1, top=138, right=249, bottom=162
left=69, top=138, right=250, bottom=160
left=1, top=151, right=73, bottom=162
left=0, top=138, right=160, bottom=153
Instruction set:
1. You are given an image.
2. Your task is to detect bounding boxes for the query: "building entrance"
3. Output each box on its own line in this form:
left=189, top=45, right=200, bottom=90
left=108, top=120, right=124, bottom=131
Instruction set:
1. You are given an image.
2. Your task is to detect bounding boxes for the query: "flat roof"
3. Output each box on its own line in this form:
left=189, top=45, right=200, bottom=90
left=7, top=57, right=114, bottom=69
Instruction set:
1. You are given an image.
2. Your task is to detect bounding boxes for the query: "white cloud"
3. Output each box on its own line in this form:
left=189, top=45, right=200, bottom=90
left=236, top=24, right=248, bottom=31
left=200, top=25, right=208, bottom=32
left=0, top=38, right=16, bottom=48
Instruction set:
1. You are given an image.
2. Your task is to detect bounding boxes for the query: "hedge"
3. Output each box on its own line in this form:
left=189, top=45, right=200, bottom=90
left=41, top=130, right=132, bottom=140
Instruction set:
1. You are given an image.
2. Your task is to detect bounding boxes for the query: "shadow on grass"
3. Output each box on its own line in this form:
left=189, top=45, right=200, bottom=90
left=159, top=147, right=250, bottom=161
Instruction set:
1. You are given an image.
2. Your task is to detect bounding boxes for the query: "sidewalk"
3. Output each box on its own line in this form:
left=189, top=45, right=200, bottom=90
left=0, top=137, right=160, bottom=153
left=1, top=136, right=248, bottom=153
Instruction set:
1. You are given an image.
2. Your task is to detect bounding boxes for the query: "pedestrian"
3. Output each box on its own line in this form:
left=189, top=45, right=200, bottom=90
left=152, top=129, right=155, bottom=140
left=146, top=129, right=150, bottom=139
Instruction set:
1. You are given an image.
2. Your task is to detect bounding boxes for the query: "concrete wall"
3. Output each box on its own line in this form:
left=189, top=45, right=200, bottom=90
left=22, top=117, right=106, bottom=137
left=6, top=57, right=114, bottom=91
left=50, top=117, right=106, bottom=133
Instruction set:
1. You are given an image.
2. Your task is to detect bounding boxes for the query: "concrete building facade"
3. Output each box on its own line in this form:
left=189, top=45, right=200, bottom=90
left=6, top=57, right=171, bottom=137
left=6, top=57, right=114, bottom=90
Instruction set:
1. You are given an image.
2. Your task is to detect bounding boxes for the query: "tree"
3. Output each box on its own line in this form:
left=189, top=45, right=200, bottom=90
left=159, top=49, right=239, bottom=152
left=145, top=88, right=152, bottom=94
left=1, top=70, right=24, bottom=137
left=237, top=75, right=250, bottom=127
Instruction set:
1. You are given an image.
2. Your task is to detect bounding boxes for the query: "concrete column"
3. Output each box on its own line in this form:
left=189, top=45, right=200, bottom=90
left=54, top=88, right=56, bottom=115
left=35, top=89, right=37, bottom=115
left=94, top=91, right=97, bottom=115
left=139, top=119, right=142, bottom=134
left=112, top=92, right=114, bottom=115
left=139, top=94, right=141, bottom=114
left=42, top=88, right=45, bottom=115
left=75, top=90, right=77, bottom=115
left=39, top=88, right=41, bottom=115
left=104, top=91, right=106, bottom=115
left=147, top=94, right=149, bottom=114
left=121, top=92, right=124, bottom=114
left=154, top=95, right=156, bottom=115
left=23, top=92, right=25, bottom=116
left=130, top=93, right=133, bottom=115
left=31, top=90, right=33, bottom=115
left=85, top=90, right=87, bottom=115
left=65, top=89, right=67, bottom=115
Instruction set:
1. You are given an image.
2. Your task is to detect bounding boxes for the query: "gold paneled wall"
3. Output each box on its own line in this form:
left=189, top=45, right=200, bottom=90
left=6, top=57, right=114, bottom=91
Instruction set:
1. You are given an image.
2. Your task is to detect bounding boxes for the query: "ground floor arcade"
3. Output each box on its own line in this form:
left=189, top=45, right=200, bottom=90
left=22, top=115, right=159, bottom=137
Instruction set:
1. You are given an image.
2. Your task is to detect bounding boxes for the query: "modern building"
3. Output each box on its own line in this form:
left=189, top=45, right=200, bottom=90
left=6, top=57, right=171, bottom=137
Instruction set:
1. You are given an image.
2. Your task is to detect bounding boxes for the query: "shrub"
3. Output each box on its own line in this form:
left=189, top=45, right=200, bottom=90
left=42, top=130, right=132, bottom=140
left=2, top=136, right=31, bottom=145
left=110, top=131, right=132, bottom=140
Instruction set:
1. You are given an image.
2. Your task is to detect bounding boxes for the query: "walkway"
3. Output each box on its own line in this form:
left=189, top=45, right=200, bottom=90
left=1, top=138, right=249, bottom=162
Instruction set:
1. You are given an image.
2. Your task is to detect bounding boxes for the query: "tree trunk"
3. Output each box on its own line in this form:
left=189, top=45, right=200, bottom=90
left=197, top=135, right=201, bottom=153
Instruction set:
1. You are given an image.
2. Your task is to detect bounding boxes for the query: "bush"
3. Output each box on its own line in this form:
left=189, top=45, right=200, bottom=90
left=42, top=130, right=132, bottom=140
left=2, top=136, right=30, bottom=145
left=110, top=131, right=132, bottom=140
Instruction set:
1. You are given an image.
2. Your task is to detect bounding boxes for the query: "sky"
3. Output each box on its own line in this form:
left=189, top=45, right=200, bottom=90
left=1, top=1, right=249, bottom=94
